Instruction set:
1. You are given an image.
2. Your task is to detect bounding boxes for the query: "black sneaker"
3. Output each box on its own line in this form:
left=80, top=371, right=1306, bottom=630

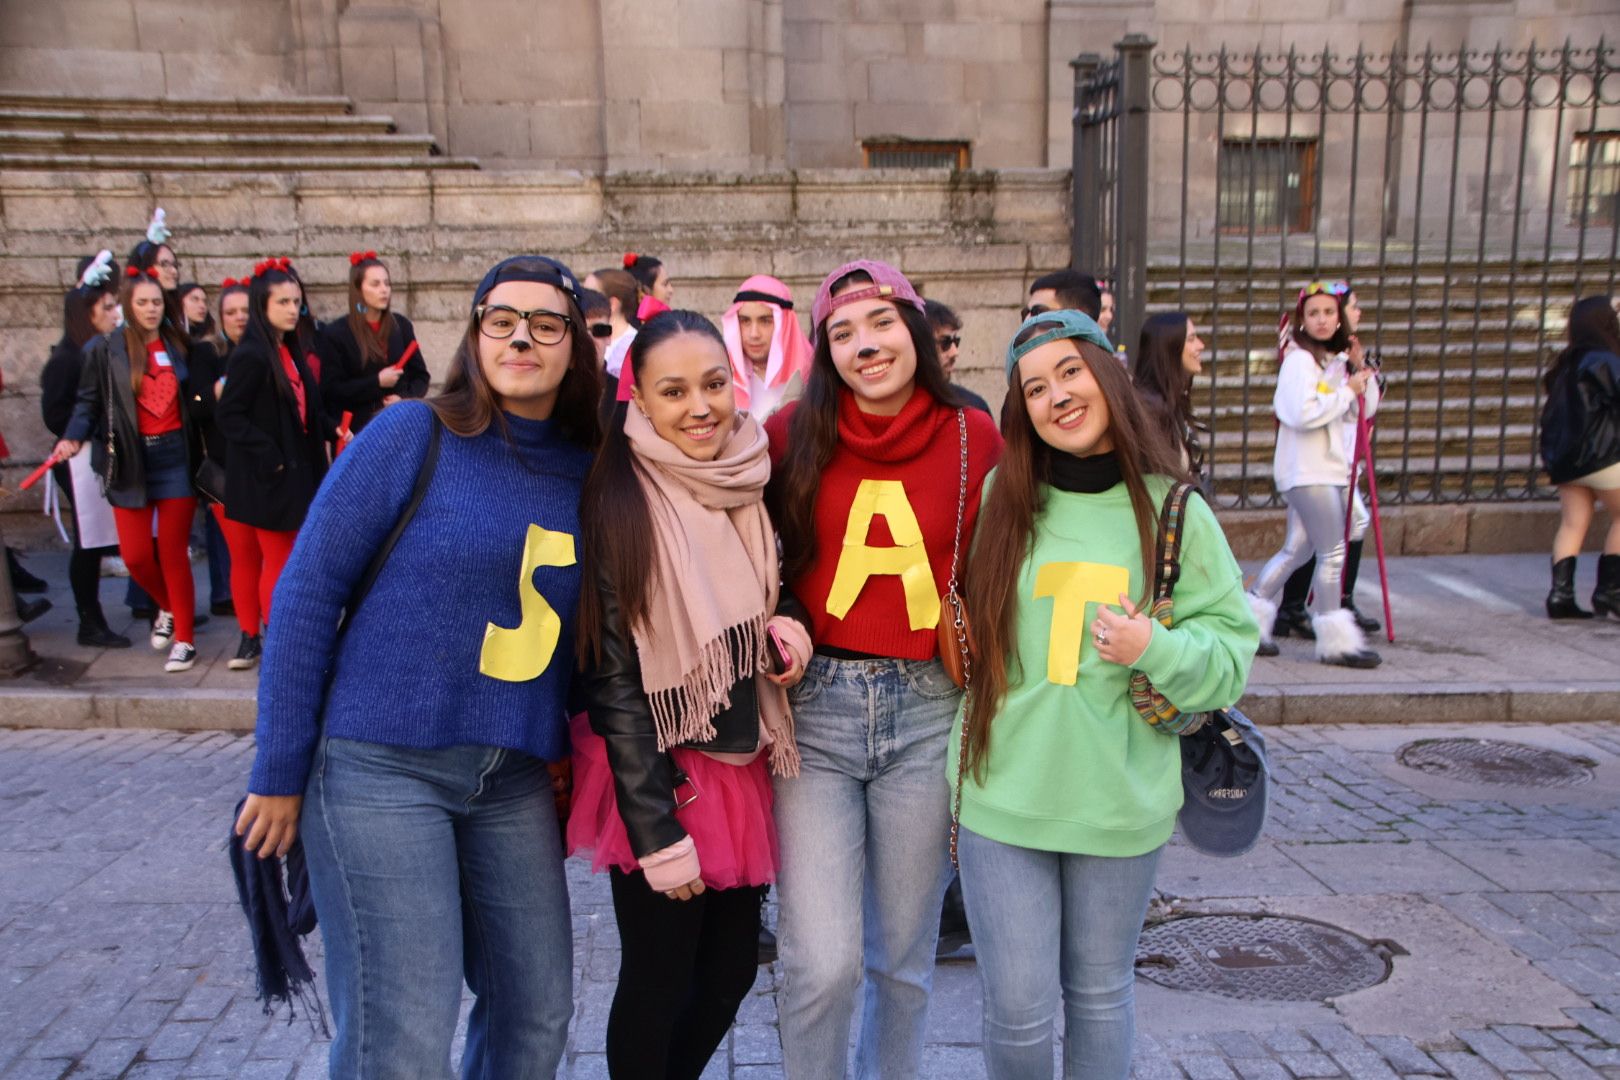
left=228, top=632, right=262, bottom=671
left=164, top=641, right=197, bottom=673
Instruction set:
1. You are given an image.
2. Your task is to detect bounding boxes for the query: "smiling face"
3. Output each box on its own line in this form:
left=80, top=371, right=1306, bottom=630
left=264, top=281, right=302, bottom=335
left=181, top=287, right=207, bottom=327
left=90, top=292, right=119, bottom=336
left=221, top=291, right=248, bottom=344
left=1018, top=337, right=1114, bottom=457
left=1182, top=318, right=1205, bottom=376
left=476, top=280, right=572, bottom=421
left=736, top=301, right=775, bottom=368
left=825, top=287, right=918, bottom=416
left=632, top=330, right=736, bottom=461
left=360, top=265, right=391, bottom=315
left=127, top=280, right=165, bottom=334
left=1301, top=294, right=1341, bottom=343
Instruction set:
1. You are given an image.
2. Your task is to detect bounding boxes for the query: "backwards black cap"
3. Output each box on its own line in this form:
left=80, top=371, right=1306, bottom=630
left=471, top=255, right=582, bottom=313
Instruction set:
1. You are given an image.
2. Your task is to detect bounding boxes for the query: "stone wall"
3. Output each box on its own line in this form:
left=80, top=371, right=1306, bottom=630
left=0, top=165, right=1069, bottom=493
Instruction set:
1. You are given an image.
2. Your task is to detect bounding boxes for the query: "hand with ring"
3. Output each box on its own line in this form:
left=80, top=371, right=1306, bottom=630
left=1092, top=592, right=1154, bottom=667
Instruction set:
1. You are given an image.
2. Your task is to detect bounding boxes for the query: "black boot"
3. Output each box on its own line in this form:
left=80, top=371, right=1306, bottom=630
left=1341, top=540, right=1380, bottom=632
left=7, top=548, right=47, bottom=593
left=1276, top=560, right=1315, bottom=638
left=17, top=596, right=51, bottom=623
left=1594, top=554, right=1620, bottom=621
left=1547, top=556, right=1594, bottom=619
left=77, top=607, right=132, bottom=648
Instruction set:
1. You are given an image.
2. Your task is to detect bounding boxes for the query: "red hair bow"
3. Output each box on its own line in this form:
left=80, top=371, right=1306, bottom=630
left=125, top=265, right=141, bottom=278
left=125, top=265, right=160, bottom=280
left=622, top=252, right=639, bottom=268
left=349, top=250, right=378, bottom=266
left=221, top=276, right=240, bottom=288
left=253, top=256, right=293, bottom=277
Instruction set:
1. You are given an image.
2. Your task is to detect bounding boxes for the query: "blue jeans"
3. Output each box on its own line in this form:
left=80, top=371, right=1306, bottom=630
left=301, top=738, right=573, bottom=1080
left=774, top=654, right=961, bottom=1080
left=956, top=827, right=1163, bottom=1080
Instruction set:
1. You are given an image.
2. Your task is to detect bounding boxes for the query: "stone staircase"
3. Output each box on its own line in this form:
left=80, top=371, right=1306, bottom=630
left=0, top=93, right=477, bottom=171
left=1150, top=257, right=1617, bottom=503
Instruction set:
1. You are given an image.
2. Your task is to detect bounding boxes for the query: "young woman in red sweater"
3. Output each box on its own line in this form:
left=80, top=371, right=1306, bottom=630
left=765, top=259, right=1001, bottom=1079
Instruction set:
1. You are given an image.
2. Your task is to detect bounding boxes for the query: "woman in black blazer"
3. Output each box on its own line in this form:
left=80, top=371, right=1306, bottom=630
left=216, top=259, right=328, bottom=660
left=317, top=251, right=429, bottom=435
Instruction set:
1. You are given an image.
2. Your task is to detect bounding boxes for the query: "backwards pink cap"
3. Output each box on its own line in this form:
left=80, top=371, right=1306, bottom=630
left=809, top=259, right=926, bottom=346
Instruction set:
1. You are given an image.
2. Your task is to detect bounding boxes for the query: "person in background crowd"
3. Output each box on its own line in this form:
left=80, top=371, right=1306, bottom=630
left=1246, top=282, right=1381, bottom=668
left=178, top=282, right=214, bottom=341
left=1539, top=295, right=1620, bottom=620
left=924, top=298, right=991, bottom=416
left=1098, top=282, right=1117, bottom=337
left=1273, top=285, right=1384, bottom=639
left=624, top=251, right=675, bottom=308
left=590, top=267, right=642, bottom=378
left=317, top=251, right=430, bottom=436
left=55, top=266, right=201, bottom=672
left=234, top=254, right=600, bottom=1079
left=570, top=309, right=809, bottom=1079
left=38, top=255, right=128, bottom=645
left=955, top=309, right=1255, bottom=1080
left=216, top=258, right=330, bottom=670
left=579, top=287, right=614, bottom=368
left=766, top=259, right=1002, bottom=1080
left=1132, top=312, right=1209, bottom=484
left=1025, top=270, right=1103, bottom=322
left=174, top=280, right=233, bottom=620
left=721, top=274, right=814, bottom=419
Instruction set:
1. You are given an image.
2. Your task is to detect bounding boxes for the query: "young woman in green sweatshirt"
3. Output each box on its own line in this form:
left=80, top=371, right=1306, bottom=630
left=950, top=310, right=1258, bottom=1079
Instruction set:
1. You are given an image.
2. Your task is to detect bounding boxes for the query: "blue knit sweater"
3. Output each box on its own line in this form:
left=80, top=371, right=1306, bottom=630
left=248, top=401, right=592, bottom=795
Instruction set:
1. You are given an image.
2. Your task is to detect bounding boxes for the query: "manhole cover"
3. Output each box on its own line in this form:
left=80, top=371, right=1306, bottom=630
left=1397, top=738, right=1595, bottom=788
left=1135, top=914, right=1397, bottom=1001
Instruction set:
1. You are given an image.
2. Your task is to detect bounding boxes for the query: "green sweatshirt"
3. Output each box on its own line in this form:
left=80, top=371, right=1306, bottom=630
left=950, top=474, right=1258, bottom=857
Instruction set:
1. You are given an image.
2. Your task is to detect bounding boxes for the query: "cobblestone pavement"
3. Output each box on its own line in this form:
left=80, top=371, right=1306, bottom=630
left=1, top=723, right=1617, bottom=1079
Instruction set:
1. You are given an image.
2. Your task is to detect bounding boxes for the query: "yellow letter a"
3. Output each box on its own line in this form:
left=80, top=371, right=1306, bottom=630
left=825, top=479, right=941, bottom=630
left=480, top=524, right=577, bottom=683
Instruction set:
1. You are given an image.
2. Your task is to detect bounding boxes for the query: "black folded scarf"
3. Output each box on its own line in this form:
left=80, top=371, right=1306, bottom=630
left=1049, top=450, right=1123, bottom=493
left=227, top=798, right=327, bottom=1032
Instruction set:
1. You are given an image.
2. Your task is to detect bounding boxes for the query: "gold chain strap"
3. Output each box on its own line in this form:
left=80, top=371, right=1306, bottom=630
left=945, top=408, right=973, bottom=870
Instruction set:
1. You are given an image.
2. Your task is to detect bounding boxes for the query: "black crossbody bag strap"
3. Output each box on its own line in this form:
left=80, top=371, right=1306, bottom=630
left=337, top=414, right=442, bottom=635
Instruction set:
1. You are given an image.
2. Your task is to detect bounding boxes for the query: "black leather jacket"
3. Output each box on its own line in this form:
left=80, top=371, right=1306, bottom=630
left=1541, top=348, right=1620, bottom=484
left=581, top=574, right=810, bottom=860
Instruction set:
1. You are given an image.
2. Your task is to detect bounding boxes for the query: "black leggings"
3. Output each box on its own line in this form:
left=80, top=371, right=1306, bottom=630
left=53, top=463, right=115, bottom=618
left=606, top=868, right=764, bottom=1080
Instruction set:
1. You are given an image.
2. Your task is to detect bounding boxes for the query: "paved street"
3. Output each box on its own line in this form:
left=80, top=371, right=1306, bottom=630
left=1, top=721, right=1618, bottom=1079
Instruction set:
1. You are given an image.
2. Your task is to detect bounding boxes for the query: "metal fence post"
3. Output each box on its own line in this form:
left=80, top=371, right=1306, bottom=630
left=1114, top=33, right=1155, bottom=351
left=0, top=517, right=39, bottom=678
left=1070, top=52, right=1103, bottom=274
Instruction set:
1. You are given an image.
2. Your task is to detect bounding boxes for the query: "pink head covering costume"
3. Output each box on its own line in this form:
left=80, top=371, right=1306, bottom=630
left=720, top=275, right=814, bottom=415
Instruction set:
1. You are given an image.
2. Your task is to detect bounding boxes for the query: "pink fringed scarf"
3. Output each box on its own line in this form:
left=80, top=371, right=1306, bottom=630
left=623, top=406, right=801, bottom=777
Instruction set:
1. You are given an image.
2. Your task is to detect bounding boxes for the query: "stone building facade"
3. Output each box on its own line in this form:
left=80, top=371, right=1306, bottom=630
left=4, top=0, right=1612, bottom=173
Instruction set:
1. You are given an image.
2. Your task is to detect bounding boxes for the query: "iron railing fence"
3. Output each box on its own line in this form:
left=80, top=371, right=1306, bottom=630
left=1073, top=38, right=1620, bottom=507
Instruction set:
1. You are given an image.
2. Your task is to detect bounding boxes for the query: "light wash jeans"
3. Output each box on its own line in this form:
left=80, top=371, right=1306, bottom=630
left=301, top=737, right=574, bottom=1080
left=773, top=654, right=961, bottom=1080
left=956, top=826, right=1164, bottom=1080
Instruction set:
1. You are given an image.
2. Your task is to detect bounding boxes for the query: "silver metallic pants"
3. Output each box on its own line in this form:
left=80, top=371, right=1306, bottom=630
left=1252, top=485, right=1357, bottom=616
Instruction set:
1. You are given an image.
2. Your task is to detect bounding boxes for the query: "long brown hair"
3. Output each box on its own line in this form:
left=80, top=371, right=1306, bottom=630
left=768, top=268, right=962, bottom=583
left=428, top=259, right=603, bottom=451
left=119, top=274, right=187, bottom=397
left=345, top=255, right=397, bottom=367
left=961, top=324, right=1185, bottom=781
left=575, top=311, right=724, bottom=664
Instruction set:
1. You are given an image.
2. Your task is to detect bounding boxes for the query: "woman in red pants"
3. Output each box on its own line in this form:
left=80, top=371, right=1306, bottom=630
left=55, top=267, right=202, bottom=672
left=216, top=259, right=328, bottom=652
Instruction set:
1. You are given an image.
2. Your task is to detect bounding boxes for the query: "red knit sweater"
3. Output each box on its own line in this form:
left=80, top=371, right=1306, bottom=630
left=767, top=387, right=1001, bottom=660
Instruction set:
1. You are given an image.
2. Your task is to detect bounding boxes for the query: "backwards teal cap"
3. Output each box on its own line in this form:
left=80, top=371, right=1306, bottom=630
left=1005, top=310, right=1113, bottom=378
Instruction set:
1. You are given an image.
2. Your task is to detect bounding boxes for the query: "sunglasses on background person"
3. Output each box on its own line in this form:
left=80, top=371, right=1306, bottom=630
left=935, top=334, right=960, bottom=352
left=589, top=321, right=614, bottom=339
left=1020, top=304, right=1053, bottom=320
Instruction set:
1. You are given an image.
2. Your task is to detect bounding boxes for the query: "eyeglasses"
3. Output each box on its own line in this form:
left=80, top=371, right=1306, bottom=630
left=935, top=335, right=960, bottom=351
left=1020, top=304, right=1052, bottom=320
left=589, top=321, right=614, bottom=340
left=156, top=257, right=179, bottom=271
left=476, top=305, right=571, bottom=344
left=1299, top=280, right=1350, bottom=300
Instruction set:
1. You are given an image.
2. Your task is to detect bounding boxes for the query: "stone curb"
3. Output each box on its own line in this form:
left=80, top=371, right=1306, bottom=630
left=4, top=682, right=1617, bottom=732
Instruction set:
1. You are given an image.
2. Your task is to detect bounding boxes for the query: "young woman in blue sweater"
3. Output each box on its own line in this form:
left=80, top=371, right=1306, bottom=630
left=235, top=255, right=602, bottom=1079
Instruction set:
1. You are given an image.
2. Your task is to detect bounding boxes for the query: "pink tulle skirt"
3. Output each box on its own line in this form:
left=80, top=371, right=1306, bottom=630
left=565, top=713, right=779, bottom=889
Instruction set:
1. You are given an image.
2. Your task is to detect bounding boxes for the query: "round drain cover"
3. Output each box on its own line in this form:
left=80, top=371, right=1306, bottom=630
left=1135, top=915, right=1393, bottom=1001
left=1397, top=738, right=1595, bottom=788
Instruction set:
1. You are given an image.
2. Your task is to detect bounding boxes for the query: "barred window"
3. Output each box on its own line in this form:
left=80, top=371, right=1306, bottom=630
left=862, top=140, right=970, bottom=170
left=1218, top=138, right=1318, bottom=234
left=1569, top=131, right=1620, bottom=226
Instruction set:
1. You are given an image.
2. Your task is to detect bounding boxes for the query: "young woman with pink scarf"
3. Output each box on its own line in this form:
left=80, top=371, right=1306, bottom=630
left=569, top=309, right=812, bottom=1079
left=721, top=274, right=815, bottom=418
